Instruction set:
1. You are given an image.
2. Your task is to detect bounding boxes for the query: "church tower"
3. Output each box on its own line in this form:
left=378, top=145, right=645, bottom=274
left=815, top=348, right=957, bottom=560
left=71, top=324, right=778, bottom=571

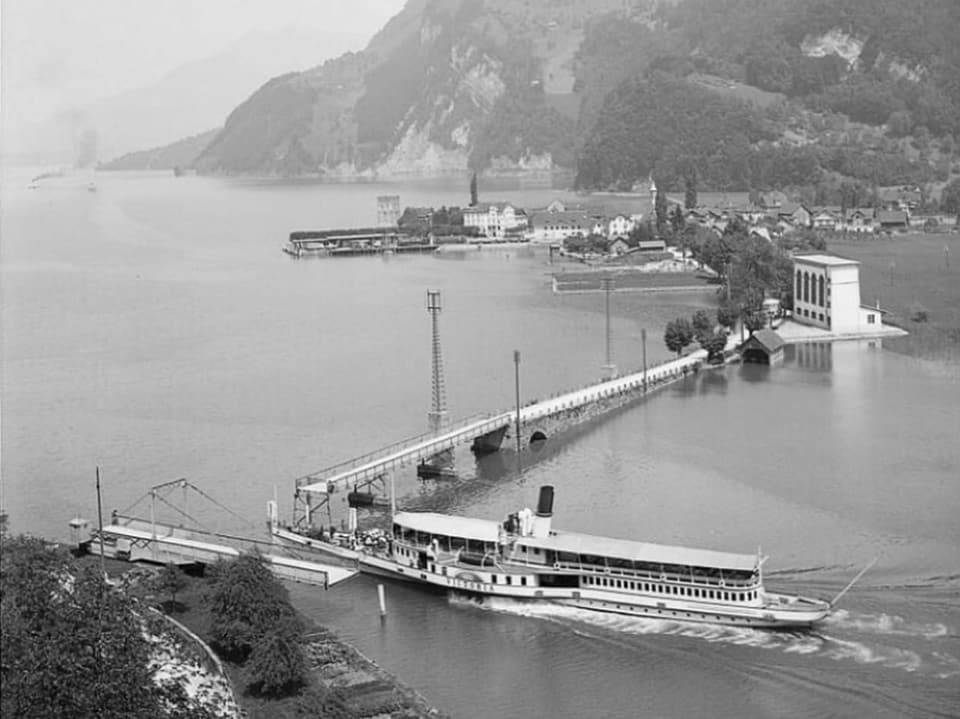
left=648, top=174, right=657, bottom=206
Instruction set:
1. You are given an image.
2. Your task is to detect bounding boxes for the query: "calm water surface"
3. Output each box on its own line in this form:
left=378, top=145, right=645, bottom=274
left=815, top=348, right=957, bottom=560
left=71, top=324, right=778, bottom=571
left=2, top=170, right=958, bottom=718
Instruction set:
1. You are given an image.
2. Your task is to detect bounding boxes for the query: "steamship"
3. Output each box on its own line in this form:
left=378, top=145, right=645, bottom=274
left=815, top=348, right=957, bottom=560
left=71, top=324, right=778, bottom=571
left=272, top=486, right=831, bottom=628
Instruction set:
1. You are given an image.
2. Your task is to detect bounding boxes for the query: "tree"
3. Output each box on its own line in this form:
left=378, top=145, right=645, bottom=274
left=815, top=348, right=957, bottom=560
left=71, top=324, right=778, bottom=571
left=744, top=310, right=767, bottom=334
left=664, top=318, right=694, bottom=357
left=654, top=186, right=669, bottom=237
left=246, top=618, right=308, bottom=696
left=206, top=551, right=299, bottom=662
left=716, top=305, right=738, bottom=332
left=1, top=535, right=206, bottom=718
left=701, top=332, right=728, bottom=364
left=154, top=563, right=187, bottom=612
left=469, top=172, right=478, bottom=207
left=670, top=204, right=685, bottom=236
left=700, top=232, right=736, bottom=281
left=691, top=309, right=714, bottom=342
left=942, top=178, right=960, bottom=219
left=684, top=171, right=697, bottom=209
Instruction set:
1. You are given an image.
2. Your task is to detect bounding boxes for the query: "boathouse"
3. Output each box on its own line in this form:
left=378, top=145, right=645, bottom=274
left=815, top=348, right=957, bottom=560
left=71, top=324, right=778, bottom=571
left=741, top=329, right=785, bottom=364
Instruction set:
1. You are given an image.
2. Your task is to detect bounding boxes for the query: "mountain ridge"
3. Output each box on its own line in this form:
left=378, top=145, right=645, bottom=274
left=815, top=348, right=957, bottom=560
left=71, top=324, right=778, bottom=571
left=188, top=0, right=960, bottom=198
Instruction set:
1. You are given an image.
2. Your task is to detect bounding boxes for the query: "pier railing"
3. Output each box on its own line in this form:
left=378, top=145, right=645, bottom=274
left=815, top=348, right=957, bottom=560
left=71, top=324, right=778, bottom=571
left=295, top=411, right=512, bottom=492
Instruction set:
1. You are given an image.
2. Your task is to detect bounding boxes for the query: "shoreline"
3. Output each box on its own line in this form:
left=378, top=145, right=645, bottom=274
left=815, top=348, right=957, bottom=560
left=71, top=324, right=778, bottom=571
left=84, top=555, right=446, bottom=719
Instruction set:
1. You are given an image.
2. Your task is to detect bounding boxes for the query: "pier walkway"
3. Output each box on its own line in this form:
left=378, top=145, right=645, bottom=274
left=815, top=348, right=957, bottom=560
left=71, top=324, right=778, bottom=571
left=294, top=352, right=707, bottom=519
left=296, top=412, right=513, bottom=495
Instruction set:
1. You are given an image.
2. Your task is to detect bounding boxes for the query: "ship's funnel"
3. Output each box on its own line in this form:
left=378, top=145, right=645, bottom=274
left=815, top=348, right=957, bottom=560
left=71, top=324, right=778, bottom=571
left=536, top=485, right=554, bottom=517
left=531, top=486, right=554, bottom=538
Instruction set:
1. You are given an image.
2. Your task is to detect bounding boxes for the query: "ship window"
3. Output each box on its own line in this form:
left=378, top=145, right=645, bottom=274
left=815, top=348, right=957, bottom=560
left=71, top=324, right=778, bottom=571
left=506, top=576, right=512, bottom=585
left=533, top=547, right=540, bottom=555
left=521, top=577, right=527, bottom=586
left=491, top=575, right=497, bottom=584
left=616, top=580, right=622, bottom=589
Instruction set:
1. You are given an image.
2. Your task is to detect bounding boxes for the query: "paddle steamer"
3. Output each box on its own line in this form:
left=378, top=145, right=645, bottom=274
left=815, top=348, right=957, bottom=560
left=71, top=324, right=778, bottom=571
left=272, top=485, right=831, bottom=628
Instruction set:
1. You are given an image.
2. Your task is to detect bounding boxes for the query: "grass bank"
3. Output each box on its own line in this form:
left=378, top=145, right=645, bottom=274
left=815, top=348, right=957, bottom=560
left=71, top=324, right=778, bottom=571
left=828, top=232, right=960, bottom=362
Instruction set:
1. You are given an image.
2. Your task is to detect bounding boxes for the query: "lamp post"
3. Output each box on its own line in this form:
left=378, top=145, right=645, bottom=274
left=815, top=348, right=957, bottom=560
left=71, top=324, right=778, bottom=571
left=601, top=277, right=616, bottom=379
left=641, top=328, right=647, bottom=392
left=513, top=350, right=521, bottom=456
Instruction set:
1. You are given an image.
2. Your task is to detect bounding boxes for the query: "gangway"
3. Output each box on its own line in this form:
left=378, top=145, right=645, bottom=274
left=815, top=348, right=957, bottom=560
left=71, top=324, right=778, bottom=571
left=82, top=479, right=356, bottom=588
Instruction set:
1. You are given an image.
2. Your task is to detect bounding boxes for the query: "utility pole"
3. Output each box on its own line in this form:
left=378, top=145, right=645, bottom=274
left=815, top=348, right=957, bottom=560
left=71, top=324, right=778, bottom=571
left=95, top=466, right=105, bottom=577
left=601, top=277, right=616, bottom=379
left=513, top=350, right=522, bottom=456
left=426, top=290, right=447, bottom=432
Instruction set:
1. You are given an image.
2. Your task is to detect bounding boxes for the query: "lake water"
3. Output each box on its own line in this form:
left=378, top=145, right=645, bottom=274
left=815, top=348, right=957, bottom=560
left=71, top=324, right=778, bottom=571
left=2, top=170, right=958, bottom=718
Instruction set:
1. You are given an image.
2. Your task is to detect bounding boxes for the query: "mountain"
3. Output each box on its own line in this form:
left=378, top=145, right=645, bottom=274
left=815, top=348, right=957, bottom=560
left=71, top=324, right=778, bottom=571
left=10, top=27, right=366, bottom=166
left=97, top=129, right=220, bottom=171
left=195, top=0, right=960, bottom=198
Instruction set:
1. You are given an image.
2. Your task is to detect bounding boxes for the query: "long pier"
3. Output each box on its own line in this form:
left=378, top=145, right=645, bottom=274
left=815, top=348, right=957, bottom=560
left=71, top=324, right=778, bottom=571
left=292, top=351, right=707, bottom=526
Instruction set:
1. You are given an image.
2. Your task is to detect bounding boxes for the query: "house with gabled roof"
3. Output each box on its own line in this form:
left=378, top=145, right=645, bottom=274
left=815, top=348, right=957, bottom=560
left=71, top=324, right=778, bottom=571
left=811, top=207, right=842, bottom=231
left=876, top=209, right=909, bottom=231
left=843, top=208, right=876, bottom=233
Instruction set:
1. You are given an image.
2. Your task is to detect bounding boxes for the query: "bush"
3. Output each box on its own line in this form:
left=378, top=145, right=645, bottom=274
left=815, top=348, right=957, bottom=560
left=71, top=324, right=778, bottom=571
left=910, top=303, right=929, bottom=323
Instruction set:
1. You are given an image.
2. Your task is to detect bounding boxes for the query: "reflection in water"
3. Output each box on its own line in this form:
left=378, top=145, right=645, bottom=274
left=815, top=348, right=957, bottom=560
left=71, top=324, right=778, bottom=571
left=792, top=342, right=834, bottom=371
left=698, top=368, right=728, bottom=394
left=738, top=361, right=772, bottom=383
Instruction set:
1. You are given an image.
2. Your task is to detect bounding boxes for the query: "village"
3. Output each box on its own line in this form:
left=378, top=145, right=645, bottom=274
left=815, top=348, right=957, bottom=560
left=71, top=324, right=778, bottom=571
left=284, top=178, right=958, bottom=261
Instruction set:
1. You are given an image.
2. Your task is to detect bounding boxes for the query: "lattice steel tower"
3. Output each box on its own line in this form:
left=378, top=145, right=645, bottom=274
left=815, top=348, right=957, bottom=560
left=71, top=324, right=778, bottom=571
left=426, top=290, right=448, bottom=432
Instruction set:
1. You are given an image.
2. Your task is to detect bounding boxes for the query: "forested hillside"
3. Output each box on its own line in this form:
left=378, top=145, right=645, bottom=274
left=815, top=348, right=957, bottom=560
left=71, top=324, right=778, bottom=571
left=575, top=0, right=960, bottom=193
left=189, top=0, right=959, bottom=194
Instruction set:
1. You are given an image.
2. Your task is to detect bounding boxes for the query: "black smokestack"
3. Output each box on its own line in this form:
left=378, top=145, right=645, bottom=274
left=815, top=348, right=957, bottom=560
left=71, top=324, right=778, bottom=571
left=536, top=485, right=554, bottom=517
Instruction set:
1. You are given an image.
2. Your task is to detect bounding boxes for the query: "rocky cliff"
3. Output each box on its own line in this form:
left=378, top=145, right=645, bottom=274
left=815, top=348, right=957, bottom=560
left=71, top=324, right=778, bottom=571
left=194, top=0, right=644, bottom=178
left=194, top=0, right=960, bottom=191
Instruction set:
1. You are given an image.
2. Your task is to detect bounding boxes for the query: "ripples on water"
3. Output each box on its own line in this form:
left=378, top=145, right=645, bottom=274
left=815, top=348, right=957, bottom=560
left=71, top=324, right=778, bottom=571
left=457, top=595, right=957, bottom=677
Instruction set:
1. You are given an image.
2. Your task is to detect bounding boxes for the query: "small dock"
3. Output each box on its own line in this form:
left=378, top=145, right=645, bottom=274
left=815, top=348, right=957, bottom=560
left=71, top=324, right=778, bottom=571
left=76, top=480, right=357, bottom=588
left=84, top=516, right=356, bottom=587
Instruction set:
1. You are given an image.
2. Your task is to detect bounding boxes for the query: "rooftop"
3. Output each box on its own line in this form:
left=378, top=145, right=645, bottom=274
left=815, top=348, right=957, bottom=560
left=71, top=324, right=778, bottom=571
left=518, top=530, right=757, bottom=572
left=743, top=329, right=785, bottom=353
left=794, top=253, right=860, bottom=267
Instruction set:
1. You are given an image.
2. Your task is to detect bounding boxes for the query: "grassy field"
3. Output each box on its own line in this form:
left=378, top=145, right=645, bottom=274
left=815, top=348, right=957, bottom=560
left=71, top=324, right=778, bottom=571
left=829, top=232, right=960, bottom=361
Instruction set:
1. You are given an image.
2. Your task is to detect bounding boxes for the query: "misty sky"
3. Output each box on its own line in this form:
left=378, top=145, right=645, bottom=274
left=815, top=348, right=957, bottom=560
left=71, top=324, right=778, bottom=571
left=1, top=0, right=406, bottom=131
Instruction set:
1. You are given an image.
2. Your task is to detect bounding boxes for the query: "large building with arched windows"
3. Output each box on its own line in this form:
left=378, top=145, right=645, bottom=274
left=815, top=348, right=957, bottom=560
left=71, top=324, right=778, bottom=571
left=793, top=254, right=883, bottom=333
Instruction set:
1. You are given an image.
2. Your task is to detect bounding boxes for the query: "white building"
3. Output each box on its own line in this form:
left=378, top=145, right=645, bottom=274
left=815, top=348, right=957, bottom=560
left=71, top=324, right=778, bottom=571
left=607, top=214, right=635, bottom=238
left=463, top=202, right=526, bottom=239
left=793, top=254, right=882, bottom=333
